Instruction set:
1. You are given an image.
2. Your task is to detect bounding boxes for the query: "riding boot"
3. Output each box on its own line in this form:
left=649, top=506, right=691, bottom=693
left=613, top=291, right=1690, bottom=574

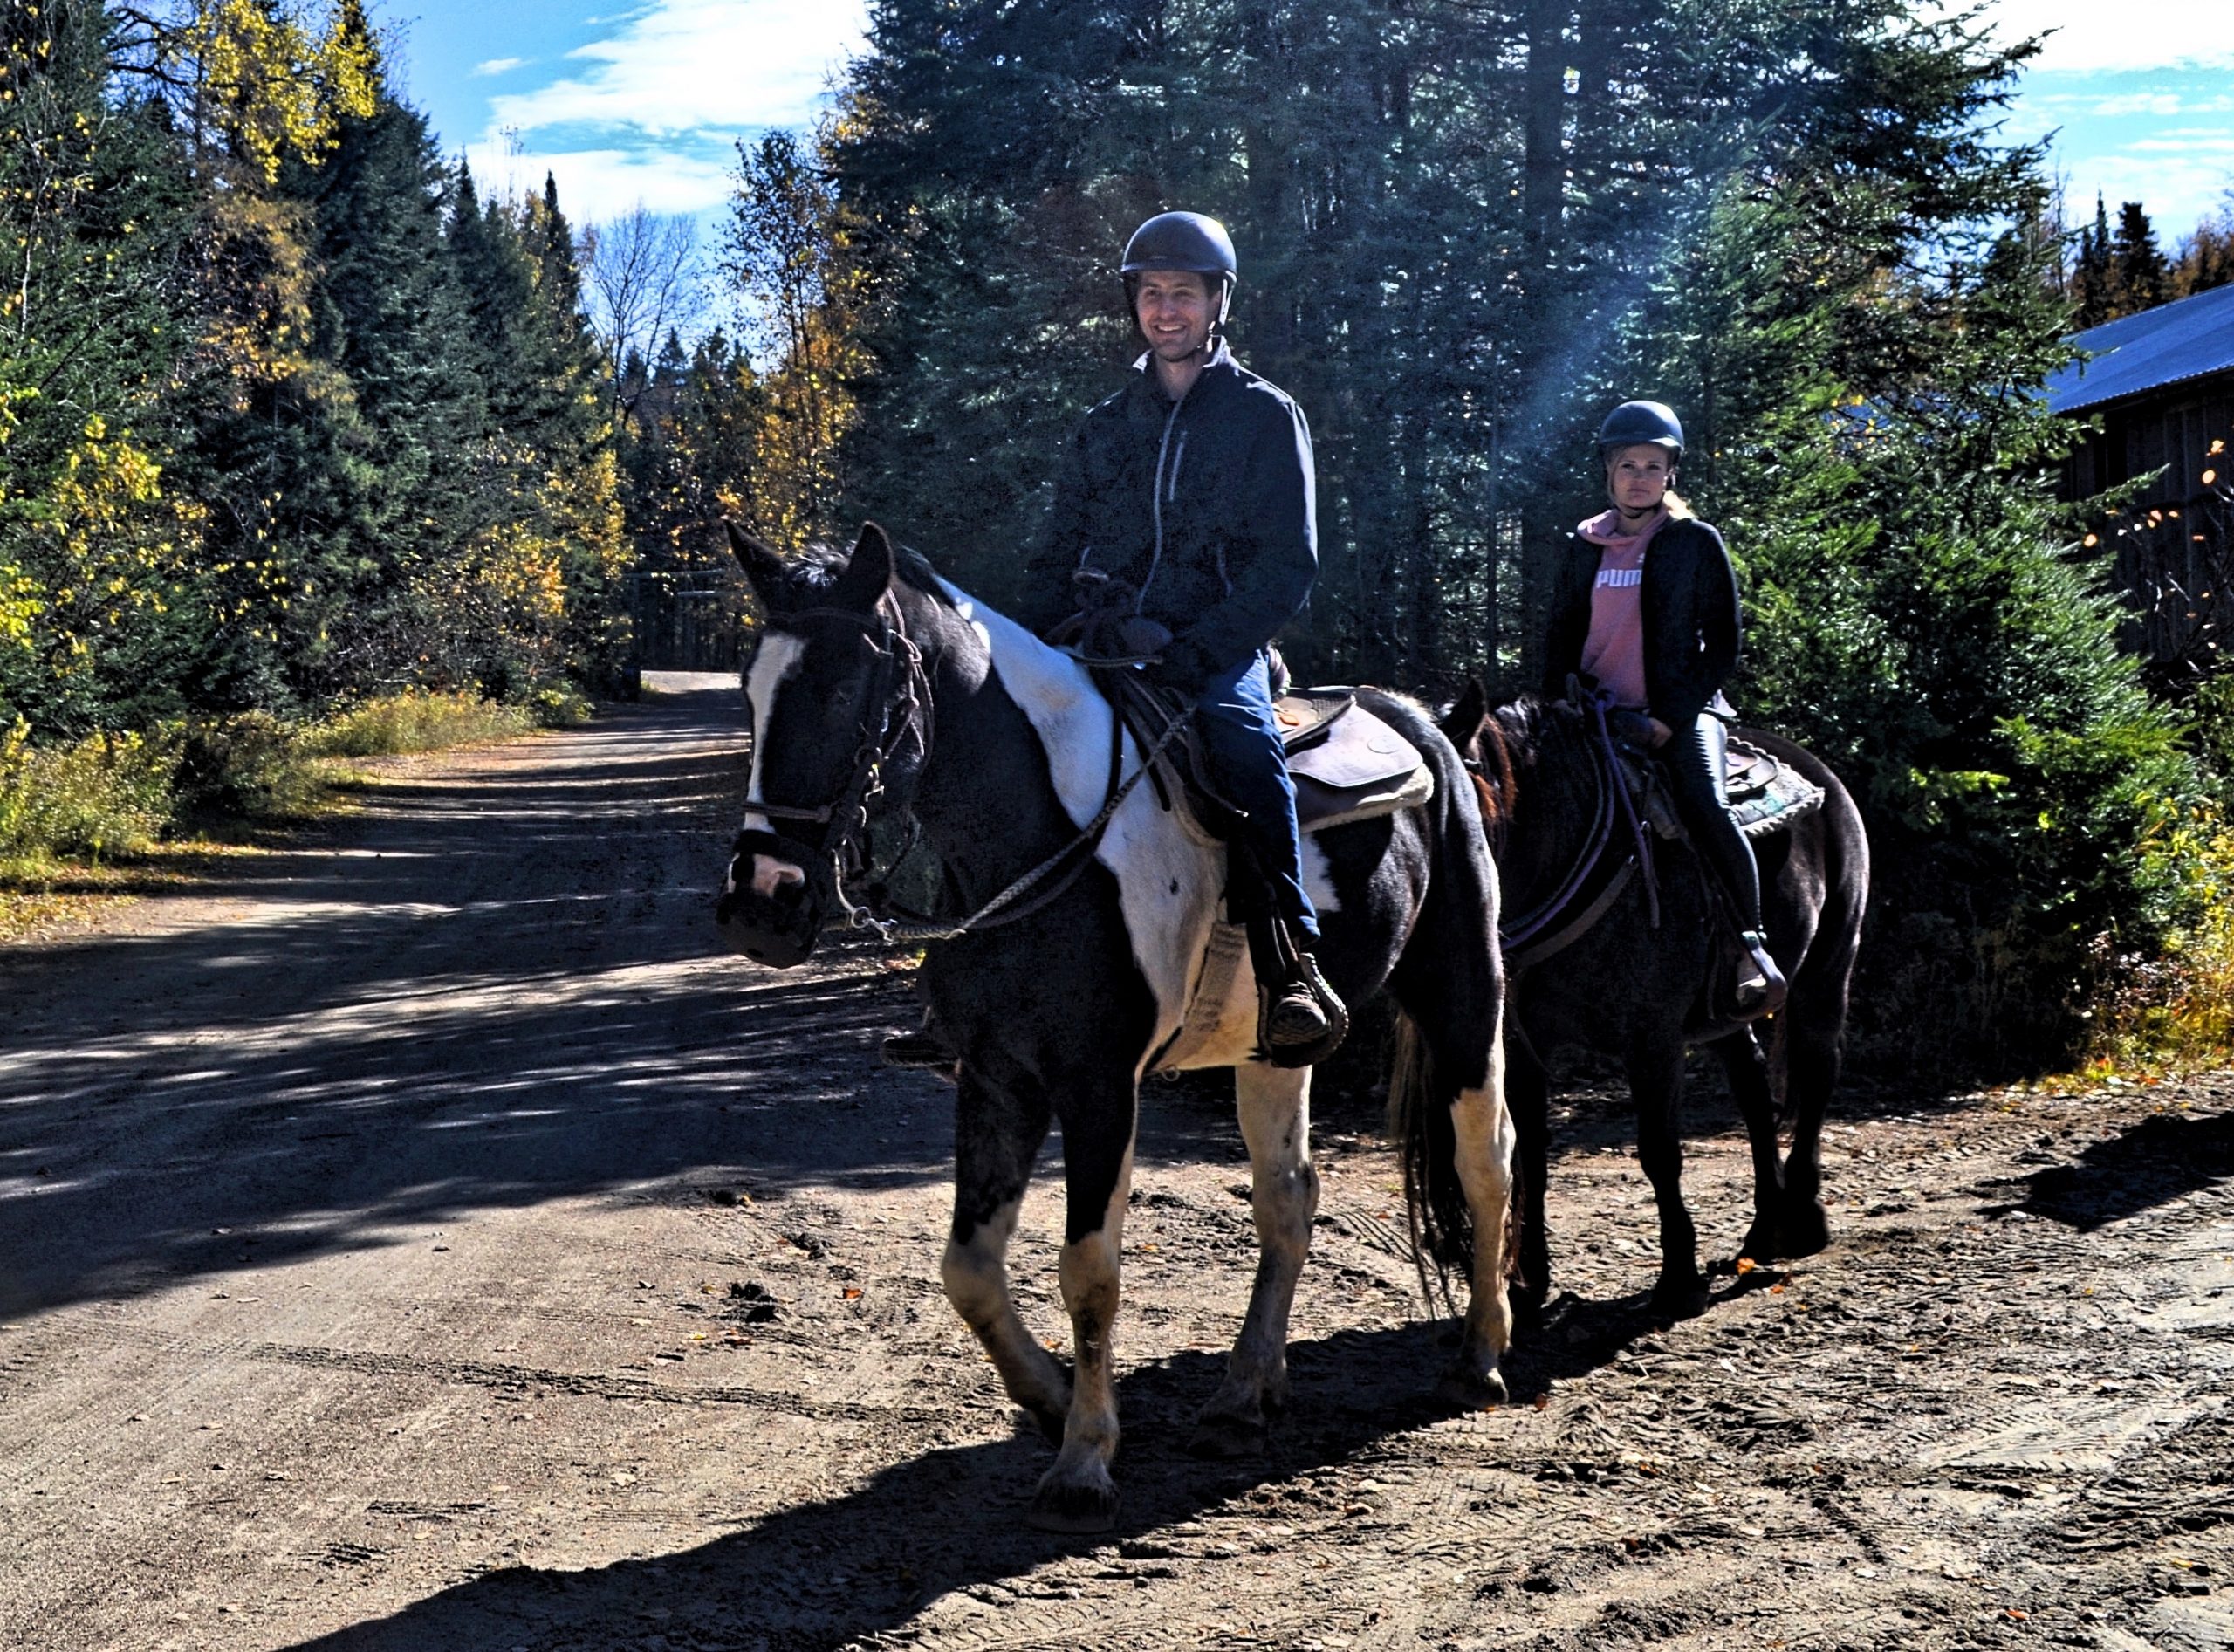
left=1666, top=715, right=1786, bottom=1020
left=1240, top=895, right=1347, bottom=1068
left=881, top=1006, right=957, bottom=1071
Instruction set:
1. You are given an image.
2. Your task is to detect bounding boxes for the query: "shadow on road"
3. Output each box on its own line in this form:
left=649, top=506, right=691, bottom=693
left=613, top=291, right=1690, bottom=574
left=2002, top=1108, right=2234, bottom=1231
left=275, top=1303, right=1662, bottom=1652
left=0, top=694, right=955, bottom=1320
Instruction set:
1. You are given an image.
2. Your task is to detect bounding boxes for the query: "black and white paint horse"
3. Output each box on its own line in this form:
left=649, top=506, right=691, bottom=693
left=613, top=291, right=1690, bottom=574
left=720, top=522, right=1512, bottom=1532
left=1438, top=686, right=1869, bottom=1320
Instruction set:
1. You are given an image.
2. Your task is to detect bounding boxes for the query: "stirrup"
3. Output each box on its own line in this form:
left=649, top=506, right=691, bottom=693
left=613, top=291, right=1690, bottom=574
left=1257, top=951, right=1348, bottom=1070
left=1734, top=930, right=1787, bottom=1018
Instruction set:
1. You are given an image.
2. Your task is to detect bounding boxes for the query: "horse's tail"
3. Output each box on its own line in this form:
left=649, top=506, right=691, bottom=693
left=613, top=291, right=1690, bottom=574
left=1388, top=1004, right=1473, bottom=1316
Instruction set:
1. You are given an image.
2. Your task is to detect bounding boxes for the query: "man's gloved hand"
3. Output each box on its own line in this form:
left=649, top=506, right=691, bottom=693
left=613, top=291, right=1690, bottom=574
left=1148, top=635, right=1218, bottom=695
left=1117, top=616, right=1173, bottom=658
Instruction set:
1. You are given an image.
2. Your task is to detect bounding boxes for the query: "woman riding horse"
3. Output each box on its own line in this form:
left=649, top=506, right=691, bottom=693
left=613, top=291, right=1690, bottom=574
left=1543, top=400, right=1785, bottom=1014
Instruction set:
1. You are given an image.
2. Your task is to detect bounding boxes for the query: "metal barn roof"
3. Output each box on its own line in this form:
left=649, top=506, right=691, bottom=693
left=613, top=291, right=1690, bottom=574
left=2046, top=281, right=2234, bottom=415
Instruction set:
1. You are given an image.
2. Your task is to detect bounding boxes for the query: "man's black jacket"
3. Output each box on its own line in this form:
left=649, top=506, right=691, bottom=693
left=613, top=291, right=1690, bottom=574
left=1023, top=341, right=1317, bottom=689
left=1541, top=513, right=1742, bottom=729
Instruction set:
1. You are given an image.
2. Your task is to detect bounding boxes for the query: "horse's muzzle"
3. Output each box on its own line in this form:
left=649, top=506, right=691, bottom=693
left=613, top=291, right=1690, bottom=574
left=716, top=847, right=823, bottom=968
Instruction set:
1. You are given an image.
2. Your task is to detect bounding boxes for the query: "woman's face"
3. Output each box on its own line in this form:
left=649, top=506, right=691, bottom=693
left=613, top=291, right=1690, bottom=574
left=1606, top=443, right=1674, bottom=516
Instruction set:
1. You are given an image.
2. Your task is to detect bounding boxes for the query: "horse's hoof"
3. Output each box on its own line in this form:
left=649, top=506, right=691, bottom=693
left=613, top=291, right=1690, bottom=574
left=1652, top=1275, right=1710, bottom=1320
left=1025, top=1467, right=1120, bottom=1534
left=1018, top=1403, right=1066, bottom=1447
left=1779, top=1198, right=1831, bottom=1257
left=1186, top=1409, right=1268, bottom=1460
left=1434, top=1365, right=1508, bottom=1411
left=1737, top=1221, right=1781, bottom=1266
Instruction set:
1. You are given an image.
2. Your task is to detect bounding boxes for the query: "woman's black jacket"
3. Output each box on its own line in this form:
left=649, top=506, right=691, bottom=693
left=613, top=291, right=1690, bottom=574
left=1540, top=514, right=1742, bottom=728
left=1021, top=341, right=1316, bottom=689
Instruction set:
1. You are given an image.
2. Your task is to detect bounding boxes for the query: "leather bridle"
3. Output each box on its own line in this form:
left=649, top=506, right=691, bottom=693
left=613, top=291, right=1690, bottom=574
left=731, top=596, right=931, bottom=933
left=725, top=592, right=1192, bottom=956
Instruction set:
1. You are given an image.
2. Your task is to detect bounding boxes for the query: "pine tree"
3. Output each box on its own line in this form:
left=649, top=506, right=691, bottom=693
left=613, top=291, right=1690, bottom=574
left=2111, top=199, right=2170, bottom=316
left=2073, top=195, right=2116, bottom=327
left=0, top=0, right=209, bottom=737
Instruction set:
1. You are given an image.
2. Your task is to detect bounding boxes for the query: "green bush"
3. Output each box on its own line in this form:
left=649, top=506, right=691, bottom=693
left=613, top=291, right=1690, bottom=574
left=0, top=721, right=176, bottom=863
left=525, top=681, right=593, bottom=728
left=172, top=712, right=326, bottom=822
left=305, top=690, right=537, bottom=758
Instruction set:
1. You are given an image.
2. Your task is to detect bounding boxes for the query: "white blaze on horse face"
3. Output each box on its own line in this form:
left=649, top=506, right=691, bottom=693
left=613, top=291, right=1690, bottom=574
left=740, top=634, right=812, bottom=894
left=938, top=580, right=1217, bottom=1042
left=743, top=634, right=805, bottom=836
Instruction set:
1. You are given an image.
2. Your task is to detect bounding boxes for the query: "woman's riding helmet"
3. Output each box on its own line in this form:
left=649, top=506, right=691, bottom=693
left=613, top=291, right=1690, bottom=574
left=1596, top=400, right=1685, bottom=463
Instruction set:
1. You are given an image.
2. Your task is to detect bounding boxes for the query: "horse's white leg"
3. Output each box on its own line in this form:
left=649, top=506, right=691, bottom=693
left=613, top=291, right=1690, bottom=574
left=1190, top=1060, right=1317, bottom=1457
left=943, top=1071, right=1069, bottom=1439
left=1443, top=1031, right=1517, bottom=1404
left=1029, top=1122, right=1134, bottom=1532
left=942, top=1193, right=1071, bottom=1437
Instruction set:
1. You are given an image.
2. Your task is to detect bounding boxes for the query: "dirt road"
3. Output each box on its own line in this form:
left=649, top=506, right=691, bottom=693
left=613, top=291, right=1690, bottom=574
left=3, top=678, right=2230, bottom=1652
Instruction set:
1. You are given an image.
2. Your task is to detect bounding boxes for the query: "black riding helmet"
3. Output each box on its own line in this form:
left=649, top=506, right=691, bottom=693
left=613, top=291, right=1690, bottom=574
left=1120, top=210, right=1237, bottom=337
left=1596, top=400, right=1685, bottom=464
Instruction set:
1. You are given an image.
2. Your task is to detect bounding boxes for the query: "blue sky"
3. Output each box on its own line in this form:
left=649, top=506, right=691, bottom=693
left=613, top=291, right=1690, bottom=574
left=379, top=1, right=2234, bottom=245
left=380, top=0, right=867, bottom=225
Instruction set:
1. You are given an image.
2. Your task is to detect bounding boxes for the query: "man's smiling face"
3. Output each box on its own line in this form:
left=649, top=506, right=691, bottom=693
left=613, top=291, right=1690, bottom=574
left=1134, top=269, right=1215, bottom=363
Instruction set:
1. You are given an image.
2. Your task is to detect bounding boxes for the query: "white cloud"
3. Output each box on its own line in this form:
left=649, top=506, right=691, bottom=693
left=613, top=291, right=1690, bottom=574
left=474, top=57, right=527, bottom=78
left=463, top=139, right=737, bottom=222
left=489, top=0, right=871, bottom=141
left=1965, top=2, right=2234, bottom=72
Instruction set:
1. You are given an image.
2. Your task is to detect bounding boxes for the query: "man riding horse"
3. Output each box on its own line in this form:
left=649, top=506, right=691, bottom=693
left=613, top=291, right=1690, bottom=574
left=1020, top=210, right=1342, bottom=1059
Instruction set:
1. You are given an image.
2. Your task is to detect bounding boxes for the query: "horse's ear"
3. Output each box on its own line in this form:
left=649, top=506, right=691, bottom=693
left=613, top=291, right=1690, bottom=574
left=725, top=521, right=787, bottom=603
left=831, top=521, right=896, bottom=611
left=1442, top=677, right=1489, bottom=744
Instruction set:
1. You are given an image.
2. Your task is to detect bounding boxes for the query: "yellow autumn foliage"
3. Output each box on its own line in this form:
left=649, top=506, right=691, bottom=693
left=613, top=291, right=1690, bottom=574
left=185, top=0, right=380, bottom=184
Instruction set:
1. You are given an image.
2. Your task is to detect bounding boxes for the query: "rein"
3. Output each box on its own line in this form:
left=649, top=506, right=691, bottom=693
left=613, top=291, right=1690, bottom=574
left=1492, top=693, right=1661, bottom=970
left=743, top=597, right=1191, bottom=949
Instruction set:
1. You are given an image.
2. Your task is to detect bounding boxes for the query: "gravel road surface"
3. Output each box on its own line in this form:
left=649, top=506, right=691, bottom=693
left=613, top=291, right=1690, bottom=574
left=3, top=678, right=2229, bottom=1651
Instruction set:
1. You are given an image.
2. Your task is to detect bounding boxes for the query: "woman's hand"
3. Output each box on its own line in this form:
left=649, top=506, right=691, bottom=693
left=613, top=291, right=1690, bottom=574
left=1648, top=717, right=1674, bottom=749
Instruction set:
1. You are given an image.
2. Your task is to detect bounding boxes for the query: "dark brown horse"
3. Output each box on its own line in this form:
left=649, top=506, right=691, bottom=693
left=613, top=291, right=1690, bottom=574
left=1435, top=684, right=1870, bottom=1320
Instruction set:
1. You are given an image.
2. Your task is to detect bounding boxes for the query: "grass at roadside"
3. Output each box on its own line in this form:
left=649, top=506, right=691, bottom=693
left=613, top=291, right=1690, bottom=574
left=0, top=687, right=592, bottom=936
left=2062, top=815, right=2234, bottom=1087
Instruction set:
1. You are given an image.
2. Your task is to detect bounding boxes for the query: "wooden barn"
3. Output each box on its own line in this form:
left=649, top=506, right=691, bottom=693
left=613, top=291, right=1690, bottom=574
left=2050, top=282, right=2234, bottom=670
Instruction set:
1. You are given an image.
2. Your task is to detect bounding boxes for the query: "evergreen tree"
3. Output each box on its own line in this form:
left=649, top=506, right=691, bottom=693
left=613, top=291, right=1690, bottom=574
left=0, top=0, right=207, bottom=737
left=2111, top=199, right=2169, bottom=315
left=2073, top=193, right=2115, bottom=326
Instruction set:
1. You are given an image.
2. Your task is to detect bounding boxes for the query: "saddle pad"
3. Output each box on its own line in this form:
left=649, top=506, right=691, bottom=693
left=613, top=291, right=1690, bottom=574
left=1724, top=738, right=1825, bottom=837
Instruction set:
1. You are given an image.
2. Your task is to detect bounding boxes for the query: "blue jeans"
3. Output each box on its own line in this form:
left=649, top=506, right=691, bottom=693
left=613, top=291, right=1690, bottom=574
left=1191, top=651, right=1320, bottom=946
